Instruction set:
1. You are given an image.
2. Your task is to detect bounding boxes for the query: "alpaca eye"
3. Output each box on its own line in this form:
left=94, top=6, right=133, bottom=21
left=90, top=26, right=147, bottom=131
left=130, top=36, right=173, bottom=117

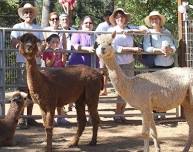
left=109, top=43, right=111, bottom=46
left=94, top=42, right=99, bottom=49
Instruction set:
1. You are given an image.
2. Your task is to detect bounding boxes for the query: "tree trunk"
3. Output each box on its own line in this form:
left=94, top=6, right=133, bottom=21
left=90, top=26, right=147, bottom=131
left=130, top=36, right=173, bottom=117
left=41, top=0, right=50, bottom=27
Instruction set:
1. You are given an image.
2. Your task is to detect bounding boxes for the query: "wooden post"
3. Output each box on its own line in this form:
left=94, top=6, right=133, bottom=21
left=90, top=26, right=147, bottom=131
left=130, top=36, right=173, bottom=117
left=178, top=0, right=186, bottom=67
left=178, top=0, right=185, bottom=118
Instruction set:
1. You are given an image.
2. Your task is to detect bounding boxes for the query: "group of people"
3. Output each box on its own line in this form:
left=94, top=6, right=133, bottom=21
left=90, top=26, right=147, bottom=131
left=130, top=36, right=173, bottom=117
left=10, top=2, right=176, bottom=128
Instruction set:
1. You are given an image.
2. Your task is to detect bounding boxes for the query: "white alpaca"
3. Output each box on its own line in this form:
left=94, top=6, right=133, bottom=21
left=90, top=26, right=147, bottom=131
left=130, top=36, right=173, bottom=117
left=95, top=32, right=193, bottom=152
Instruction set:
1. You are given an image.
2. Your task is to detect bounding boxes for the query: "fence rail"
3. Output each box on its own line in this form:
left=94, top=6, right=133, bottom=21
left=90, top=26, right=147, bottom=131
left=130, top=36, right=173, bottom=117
left=0, top=27, right=180, bottom=121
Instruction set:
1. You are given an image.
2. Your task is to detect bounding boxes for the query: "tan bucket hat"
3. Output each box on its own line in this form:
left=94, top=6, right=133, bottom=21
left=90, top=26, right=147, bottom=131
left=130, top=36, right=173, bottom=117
left=144, top=11, right=166, bottom=27
left=18, top=3, right=38, bottom=20
left=109, top=8, right=130, bottom=26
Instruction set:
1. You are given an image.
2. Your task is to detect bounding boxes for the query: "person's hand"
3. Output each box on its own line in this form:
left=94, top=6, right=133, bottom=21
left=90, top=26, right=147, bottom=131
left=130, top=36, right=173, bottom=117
left=164, top=47, right=173, bottom=56
left=87, top=47, right=95, bottom=53
left=133, top=47, right=143, bottom=54
left=139, top=25, right=148, bottom=33
left=153, top=48, right=166, bottom=55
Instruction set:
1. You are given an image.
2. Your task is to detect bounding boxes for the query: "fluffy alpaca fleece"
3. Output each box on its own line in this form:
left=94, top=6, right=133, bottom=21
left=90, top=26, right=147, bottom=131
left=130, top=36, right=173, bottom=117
left=95, top=32, right=193, bottom=152
left=18, top=33, right=103, bottom=152
left=0, top=91, right=29, bottom=146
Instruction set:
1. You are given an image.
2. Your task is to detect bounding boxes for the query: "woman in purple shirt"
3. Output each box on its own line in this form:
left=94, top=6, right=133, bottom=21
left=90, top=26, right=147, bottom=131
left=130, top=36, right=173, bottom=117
left=68, top=16, right=99, bottom=67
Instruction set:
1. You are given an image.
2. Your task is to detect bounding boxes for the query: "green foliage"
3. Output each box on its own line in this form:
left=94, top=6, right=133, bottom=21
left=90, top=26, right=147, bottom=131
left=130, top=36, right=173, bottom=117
left=114, top=0, right=178, bottom=35
left=73, top=0, right=114, bottom=28
left=0, top=0, right=19, bottom=27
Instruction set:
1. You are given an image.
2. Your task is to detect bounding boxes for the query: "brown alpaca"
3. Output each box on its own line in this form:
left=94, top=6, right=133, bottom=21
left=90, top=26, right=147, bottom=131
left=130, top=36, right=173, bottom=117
left=18, top=33, right=103, bottom=152
left=0, top=91, right=29, bottom=146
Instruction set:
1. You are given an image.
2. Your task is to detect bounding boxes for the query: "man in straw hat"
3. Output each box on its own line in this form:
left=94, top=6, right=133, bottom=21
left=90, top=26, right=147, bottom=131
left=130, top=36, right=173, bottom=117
left=143, top=11, right=176, bottom=120
left=10, top=3, right=44, bottom=129
left=107, top=8, right=146, bottom=123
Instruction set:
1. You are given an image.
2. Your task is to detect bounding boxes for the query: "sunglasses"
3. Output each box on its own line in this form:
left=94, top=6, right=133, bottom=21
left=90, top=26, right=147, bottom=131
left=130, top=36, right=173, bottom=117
left=50, top=17, right=59, bottom=21
left=84, top=22, right=93, bottom=25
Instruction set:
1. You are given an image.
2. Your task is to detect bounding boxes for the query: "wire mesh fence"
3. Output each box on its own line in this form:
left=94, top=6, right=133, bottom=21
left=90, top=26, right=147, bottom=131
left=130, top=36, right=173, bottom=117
left=0, top=27, right=180, bottom=119
left=183, top=20, right=193, bottom=67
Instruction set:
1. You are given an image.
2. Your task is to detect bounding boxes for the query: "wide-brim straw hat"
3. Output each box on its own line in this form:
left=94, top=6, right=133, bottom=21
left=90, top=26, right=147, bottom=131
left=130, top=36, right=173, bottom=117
left=18, top=3, right=38, bottom=20
left=144, top=11, right=166, bottom=27
left=109, top=8, right=130, bottom=26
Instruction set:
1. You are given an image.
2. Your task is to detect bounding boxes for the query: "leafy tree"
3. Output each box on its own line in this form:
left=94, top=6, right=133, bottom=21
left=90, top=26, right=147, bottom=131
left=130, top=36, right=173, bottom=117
left=0, top=0, right=19, bottom=27
left=114, top=0, right=178, bottom=36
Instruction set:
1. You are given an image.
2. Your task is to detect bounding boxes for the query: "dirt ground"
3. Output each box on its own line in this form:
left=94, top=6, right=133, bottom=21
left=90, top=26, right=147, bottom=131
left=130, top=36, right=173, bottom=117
left=0, top=120, right=192, bottom=152
left=1, top=87, right=193, bottom=152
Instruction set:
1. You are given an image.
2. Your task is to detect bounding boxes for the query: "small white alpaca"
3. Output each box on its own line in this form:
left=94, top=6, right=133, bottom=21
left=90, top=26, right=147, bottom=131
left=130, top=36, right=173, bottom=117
left=95, top=32, right=193, bottom=152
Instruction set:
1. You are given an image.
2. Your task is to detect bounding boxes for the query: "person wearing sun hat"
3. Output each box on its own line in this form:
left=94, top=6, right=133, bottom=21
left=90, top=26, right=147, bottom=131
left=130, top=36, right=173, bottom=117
left=144, top=11, right=166, bottom=28
left=143, top=11, right=176, bottom=120
left=107, top=8, right=145, bottom=123
left=10, top=3, right=44, bottom=129
left=143, top=10, right=176, bottom=68
left=11, top=3, right=43, bottom=44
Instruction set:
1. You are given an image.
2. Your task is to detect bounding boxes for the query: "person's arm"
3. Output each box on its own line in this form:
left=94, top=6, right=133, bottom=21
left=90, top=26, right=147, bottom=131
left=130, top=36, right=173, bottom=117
left=43, top=51, right=55, bottom=67
left=10, top=23, right=21, bottom=48
left=75, top=45, right=94, bottom=53
left=163, top=30, right=176, bottom=56
left=124, top=25, right=148, bottom=36
left=71, top=33, right=94, bottom=53
left=112, top=35, right=142, bottom=54
left=120, top=46, right=142, bottom=53
left=11, top=37, right=19, bottom=48
left=62, top=52, right=67, bottom=65
left=61, top=33, right=67, bottom=51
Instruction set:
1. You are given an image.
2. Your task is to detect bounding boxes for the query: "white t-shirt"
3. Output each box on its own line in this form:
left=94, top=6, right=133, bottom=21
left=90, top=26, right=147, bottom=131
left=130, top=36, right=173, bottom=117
left=108, top=25, right=134, bottom=65
left=95, top=21, right=112, bottom=33
left=11, top=22, right=44, bottom=63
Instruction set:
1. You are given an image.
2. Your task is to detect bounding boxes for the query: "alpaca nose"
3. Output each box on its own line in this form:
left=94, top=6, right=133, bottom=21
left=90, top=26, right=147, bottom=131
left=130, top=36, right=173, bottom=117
left=25, top=43, right=33, bottom=53
left=101, top=47, right=106, bottom=54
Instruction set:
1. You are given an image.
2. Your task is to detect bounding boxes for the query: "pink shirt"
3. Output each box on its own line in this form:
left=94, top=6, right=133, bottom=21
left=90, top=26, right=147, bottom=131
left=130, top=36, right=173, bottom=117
left=42, top=48, right=64, bottom=67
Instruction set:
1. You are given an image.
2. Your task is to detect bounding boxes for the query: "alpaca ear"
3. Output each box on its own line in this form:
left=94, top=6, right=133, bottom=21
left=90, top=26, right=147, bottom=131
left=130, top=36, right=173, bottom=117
left=112, top=31, right=116, bottom=39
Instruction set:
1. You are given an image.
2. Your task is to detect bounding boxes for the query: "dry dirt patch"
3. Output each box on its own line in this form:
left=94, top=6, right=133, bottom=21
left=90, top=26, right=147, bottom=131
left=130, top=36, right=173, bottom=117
left=0, top=121, right=192, bottom=152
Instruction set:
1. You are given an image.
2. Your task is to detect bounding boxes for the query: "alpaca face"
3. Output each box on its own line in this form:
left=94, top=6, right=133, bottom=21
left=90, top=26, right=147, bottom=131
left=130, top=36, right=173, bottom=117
left=9, top=92, right=31, bottom=108
left=7, top=92, right=29, bottom=118
left=19, top=33, right=39, bottom=60
left=95, top=32, right=116, bottom=60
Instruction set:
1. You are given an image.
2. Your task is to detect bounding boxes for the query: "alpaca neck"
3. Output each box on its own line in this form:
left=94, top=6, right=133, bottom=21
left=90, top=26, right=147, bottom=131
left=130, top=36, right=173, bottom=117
left=103, top=55, right=133, bottom=101
left=26, top=58, right=41, bottom=100
left=5, top=104, right=22, bottom=124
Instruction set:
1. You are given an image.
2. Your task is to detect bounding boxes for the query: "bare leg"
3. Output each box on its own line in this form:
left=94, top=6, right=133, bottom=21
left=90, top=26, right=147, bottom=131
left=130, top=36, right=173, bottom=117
left=114, top=98, right=126, bottom=122
left=100, top=75, right=108, bottom=95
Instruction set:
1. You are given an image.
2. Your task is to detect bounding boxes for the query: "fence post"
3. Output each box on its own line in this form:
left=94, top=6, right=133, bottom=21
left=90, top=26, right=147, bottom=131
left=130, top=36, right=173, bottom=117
left=0, top=29, right=5, bottom=116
